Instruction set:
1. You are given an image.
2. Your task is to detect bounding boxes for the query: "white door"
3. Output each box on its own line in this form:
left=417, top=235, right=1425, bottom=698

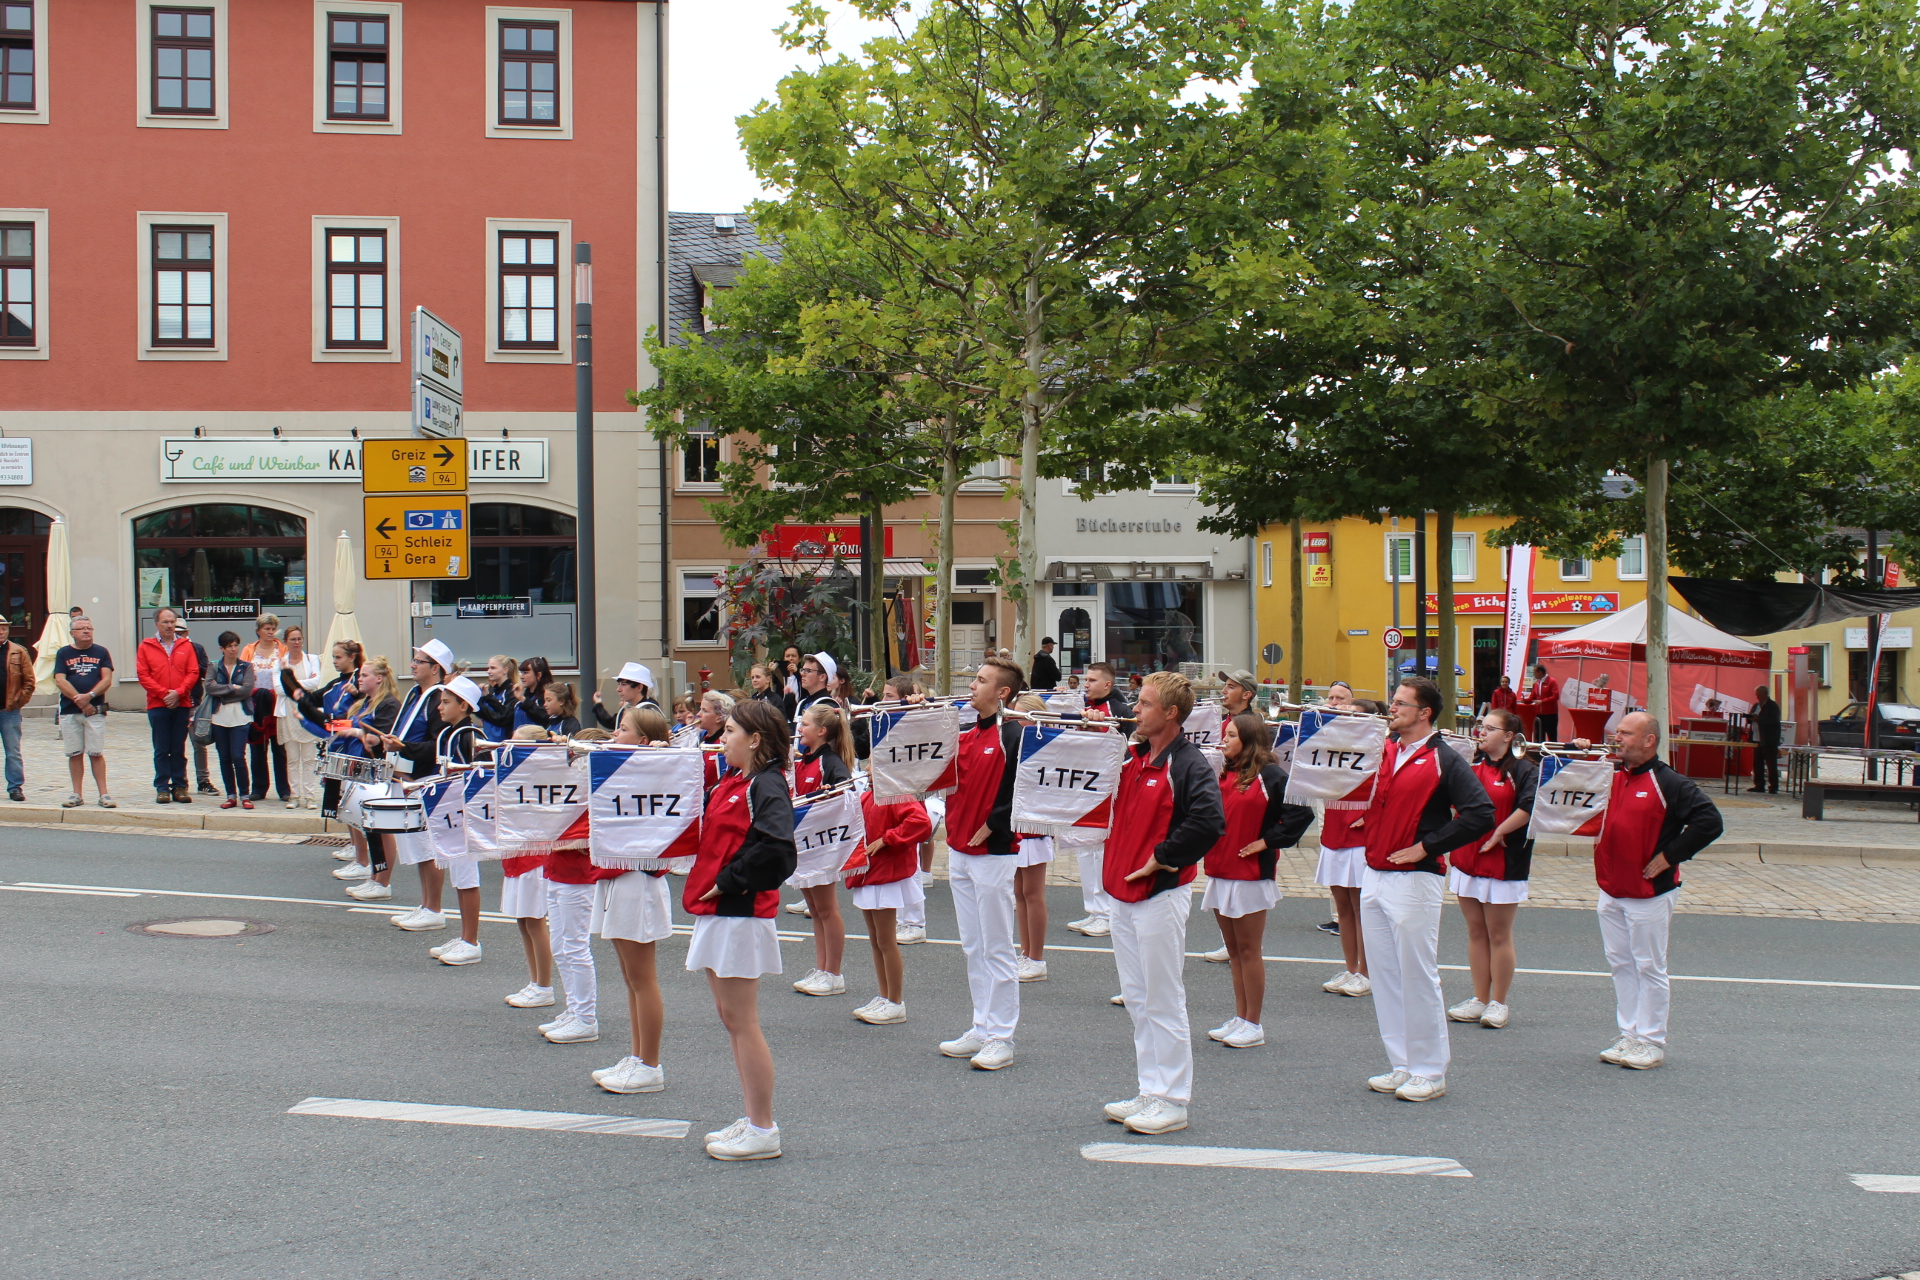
left=949, top=598, right=988, bottom=675
left=1051, top=597, right=1096, bottom=673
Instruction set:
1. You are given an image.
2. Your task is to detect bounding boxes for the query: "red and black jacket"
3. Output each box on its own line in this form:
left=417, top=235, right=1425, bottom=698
left=684, top=767, right=798, bottom=917
left=1593, top=756, right=1723, bottom=899
left=1448, top=752, right=1538, bottom=882
left=1205, top=761, right=1315, bottom=881
left=846, top=792, right=935, bottom=888
left=1085, top=689, right=1130, bottom=721
left=793, top=743, right=849, bottom=797
left=1103, top=736, right=1226, bottom=903
left=701, top=727, right=727, bottom=792
left=1362, top=732, right=1495, bottom=876
left=945, top=710, right=1022, bottom=856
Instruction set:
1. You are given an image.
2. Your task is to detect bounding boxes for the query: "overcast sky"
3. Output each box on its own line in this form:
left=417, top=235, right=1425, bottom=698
left=668, top=1, right=898, bottom=213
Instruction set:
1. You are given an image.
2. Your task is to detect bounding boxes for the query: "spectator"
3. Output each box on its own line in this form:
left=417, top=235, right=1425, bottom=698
left=0, top=617, right=34, bottom=802
left=274, top=624, right=326, bottom=810
left=136, top=607, right=200, bottom=804
left=176, top=622, right=218, bottom=795
left=206, top=630, right=257, bottom=809
left=1031, top=637, right=1061, bottom=691
left=1489, top=676, right=1517, bottom=715
left=591, top=661, right=659, bottom=730
left=239, top=614, right=282, bottom=665
left=748, top=663, right=781, bottom=707
left=53, top=616, right=114, bottom=809
left=1748, top=684, right=1782, bottom=795
left=1529, top=663, right=1562, bottom=742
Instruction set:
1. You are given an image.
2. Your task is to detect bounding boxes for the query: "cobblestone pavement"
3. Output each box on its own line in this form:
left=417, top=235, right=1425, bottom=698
left=5, top=709, right=315, bottom=813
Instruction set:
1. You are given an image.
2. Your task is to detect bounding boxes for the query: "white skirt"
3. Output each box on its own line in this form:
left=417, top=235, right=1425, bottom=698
left=499, top=869, right=548, bottom=919
left=1314, top=844, right=1366, bottom=889
left=1201, top=876, right=1281, bottom=918
left=685, top=914, right=783, bottom=979
left=390, top=828, right=436, bottom=867
left=592, top=871, right=676, bottom=944
left=1448, top=867, right=1530, bottom=904
left=850, top=876, right=926, bottom=913
left=433, top=851, right=481, bottom=891
left=1015, top=834, right=1055, bottom=867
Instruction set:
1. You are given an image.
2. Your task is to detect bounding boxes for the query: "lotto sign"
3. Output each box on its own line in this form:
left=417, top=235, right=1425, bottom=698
left=787, top=787, right=863, bottom=888
left=1530, top=756, right=1612, bottom=837
left=495, top=744, right=588, bottom=850
left=1183, top=703, right=1223, bottom=750
left=867, top=703, right=961, bottom=802
left=587, top=746, right=704, bottom=871
left=1011, top=725, right=1125, bottom=837
left=1283, top=710, right=1386, bottom=803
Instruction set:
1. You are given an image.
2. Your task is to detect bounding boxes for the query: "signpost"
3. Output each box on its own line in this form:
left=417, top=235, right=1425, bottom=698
left=413, top=379, right=463, bottom=438
left=411, top=307, right=464, bottom=439
left=363, top=495, right=470, bottom=580
left=362, top=439, right=467, bottom=493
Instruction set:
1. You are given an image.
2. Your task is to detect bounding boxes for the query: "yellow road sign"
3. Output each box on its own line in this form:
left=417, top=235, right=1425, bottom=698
left=361, top=438, right=467, bottom=493
left=364, top=495, right=471, bottom=580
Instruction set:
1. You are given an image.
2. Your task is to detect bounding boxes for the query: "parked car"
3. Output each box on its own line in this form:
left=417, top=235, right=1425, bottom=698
left=1818, top=701, right=1920, bottom=750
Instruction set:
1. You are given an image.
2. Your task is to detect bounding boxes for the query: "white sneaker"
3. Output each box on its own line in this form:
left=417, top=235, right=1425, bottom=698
left=330, top=845, right=357, bottom=862
left=1599, top=1034, right=1637, bottom=1064
left=1323, top=970, right=1353, bottom=993
left=1480, top=1001, right=1510, bottom=1029
left=1447, top=997, right=1488, bottom=1023
left=436, top=939, right=482, bottom=966
left=343, top=880, right=391, bottom=901
left=1016, top=957, right=1048, bottom=982
left=939, top=1030, right=987, bottom=1058
left=1066, top=915, right=1097, bottom=934
left=1369, top=1068, right=1412, bottom=1094
left=506, top=984, right=555, bottom=1008
left=391, top=908, right=447, bottom=932
left=969, top=1038, right=1015, bottom=1070
left=1124, top=1098, right=1188, bottom=1134
left=1222, top=1021, right=1265, bottom=1049
left=784, top=899, right=812, bottom=917
left=1103, top=1095, right=1148, bottom=1122
left=854, top=998, right=906, bottom=1025
left=895, top=924, right=927, bottom=945
left=851, top=997, right=884, bottom=1017
left=794, top=971, right=845, bottom=996
left=1109, top=993, right=1125, bottom=1006
left=705, top=1117, right=749, bottom=1144
left=1202, top=946, right=1230, bottom=963
left=537, top=1013, right=572, bottom=1035
left=600, top=1059, right=665, bottom=1093
left=544, top=1015, right=599, bottom=1043
left=1341, top=973, right=1372, bottom=997
left=332, top=861, right=372, bottom=880
left=284, top=799, right=298, bottom=809
left=707, top=1122, right=781, bottom=1161
left=791, top=967, right=822, bottom=992
left=592, top=1055, right=642, bottom=1083
left=1395, top=1074, right=1446, bottom=1102
left=1620, top=1040, right=1665, bottom=1070
left=1076, top=917, right=1111, bottom=937
left=1207, top=1017, right=1242, bottom=1042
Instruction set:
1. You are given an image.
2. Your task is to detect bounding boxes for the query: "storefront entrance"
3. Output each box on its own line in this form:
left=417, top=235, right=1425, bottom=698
left=0, top=507, right=50, bottom=644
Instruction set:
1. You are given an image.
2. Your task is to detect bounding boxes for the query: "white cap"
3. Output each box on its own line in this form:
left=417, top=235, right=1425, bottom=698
left=617, top=661, right=654, bottom=687
left=413, top=638, right=455, bottom=672
left=811, top=652, right=838, bottom=681
left=442, top=675, right=483, bottom=710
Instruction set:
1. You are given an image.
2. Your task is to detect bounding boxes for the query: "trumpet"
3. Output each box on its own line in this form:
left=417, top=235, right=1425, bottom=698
left=848, top=697, right=967, bottom=717
left=1004, top=707, right=1125, bottom=732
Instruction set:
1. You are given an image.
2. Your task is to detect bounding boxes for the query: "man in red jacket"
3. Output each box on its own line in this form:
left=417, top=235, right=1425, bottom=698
left=1589, top=711, right=1723, bottom=1071
left=136, top=607, right=201, bottom=804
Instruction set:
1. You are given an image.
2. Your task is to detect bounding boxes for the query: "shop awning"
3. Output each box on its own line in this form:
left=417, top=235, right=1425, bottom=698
left=765, top=558, right=931, bottom=578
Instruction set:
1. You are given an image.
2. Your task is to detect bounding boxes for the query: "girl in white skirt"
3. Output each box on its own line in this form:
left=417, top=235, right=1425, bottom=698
left=790, top=703, right=853, bottom=996
left=846, top=787, right=933, bottom=1024
left=490, top=726, right=556, bottom=1006
left=589, top=707, right=686, bottom=1094
left=1314, top=689, right=1375, bottom=997
left=1203, top=714, right=1315, bottom=1048
left=1008, top=693, right=1056, bottom=981
left=686, top=700, right=797, bottom=1160
left=1444, top=708, right=1537, bottom=1030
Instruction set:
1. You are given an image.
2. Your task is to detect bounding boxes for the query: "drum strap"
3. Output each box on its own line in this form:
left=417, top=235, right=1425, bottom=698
left=367, top=831, right=390, bottom=876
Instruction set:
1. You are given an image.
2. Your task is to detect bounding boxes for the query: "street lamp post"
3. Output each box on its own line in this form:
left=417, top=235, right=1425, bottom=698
left=574, top=243, right=596, bottom=699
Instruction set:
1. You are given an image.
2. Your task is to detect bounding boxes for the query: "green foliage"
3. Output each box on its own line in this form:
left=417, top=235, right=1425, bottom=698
left=706, top=557, right=854, bottom=683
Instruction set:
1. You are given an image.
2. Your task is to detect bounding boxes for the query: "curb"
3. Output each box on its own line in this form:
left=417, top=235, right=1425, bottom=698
left=1532, top=835, right=1920, bottom=867
left=0, top=804, right=339, bottom=835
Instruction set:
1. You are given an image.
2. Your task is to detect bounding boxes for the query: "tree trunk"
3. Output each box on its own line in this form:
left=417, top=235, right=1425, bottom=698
left=1288, top=518, right=1304, bottom=703
left=1015, top=269, right=1045, bottom=670
left=936, top=436, right=959, bottom=697
left=1645, top=456, right=1670, bottom=734
left=1436, top=509, right=1456, bottom=730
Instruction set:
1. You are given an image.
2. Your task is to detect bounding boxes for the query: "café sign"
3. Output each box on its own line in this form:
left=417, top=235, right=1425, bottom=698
left=162, top=437, right=550, bottom=483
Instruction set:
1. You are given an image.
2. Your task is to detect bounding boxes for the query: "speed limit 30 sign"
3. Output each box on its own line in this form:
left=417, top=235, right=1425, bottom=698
left=1383, top=627, right=1404, bottom=650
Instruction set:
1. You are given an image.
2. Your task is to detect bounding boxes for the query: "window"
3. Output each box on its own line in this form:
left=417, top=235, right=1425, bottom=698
left=498, top=19, right=557, bottom=125
left=498, top=230, right=558, bottom=349
left=327, top=13, right=388, bottom=119
left=152, top=225, right=215, bottom=346
left=954, top=568, right=994, bottom=589
left=1384, top=533, right=1413, bottom=581
left=1451, top=532, right=1475, bottom=581
left=324, top=229, right=386, bottom=348
left=152, top=8, right=214, bottom=114
left=1106, top=581, right=1203, bottom=671
left=1260, top=541, right=1273, bottom=588
left=1804, top=642, right=1829, bottom=688
left=1150, top=471, right=1198, bottom=495
left=1, top=2, right=33, bottom=112
left=0, top=223, right=31, bottom=346
left=682, top=423, right=722, bottom=487
left=422, top=503, right=579, bottom=668
left=133, top=504, right=309, bottom=641
left=680, top=571, right=724, bottom=645
left=1559, top=557, right=1591, bottom=581
left=1617, top=534, right=1646, bottom=579
left=961, top=458, right=1007, bottom=491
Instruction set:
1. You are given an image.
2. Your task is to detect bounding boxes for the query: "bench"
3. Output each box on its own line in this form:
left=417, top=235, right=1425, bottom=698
left=1802, top=780, right=1920, bottom=822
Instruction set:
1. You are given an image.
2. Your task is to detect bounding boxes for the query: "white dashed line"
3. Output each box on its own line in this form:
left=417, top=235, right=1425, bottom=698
left=1082, top=1141, right=1471, bottom=1177
left=287, top=1096, right=689, bottom=1139
left=1851, top=1174, right=1920, bottom=1193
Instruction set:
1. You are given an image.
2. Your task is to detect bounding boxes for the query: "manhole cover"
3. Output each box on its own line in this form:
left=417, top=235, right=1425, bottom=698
left=127, top=917, right=276, bottom=939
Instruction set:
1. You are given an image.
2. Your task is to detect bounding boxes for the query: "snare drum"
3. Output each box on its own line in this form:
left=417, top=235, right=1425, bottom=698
left=362, top=796, right=427, bottom=833
left=322, top=753, right=393, bottom=785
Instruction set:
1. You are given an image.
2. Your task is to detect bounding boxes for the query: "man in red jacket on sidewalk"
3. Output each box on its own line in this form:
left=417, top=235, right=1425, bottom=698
left=136, top=607, right=201, bottom=804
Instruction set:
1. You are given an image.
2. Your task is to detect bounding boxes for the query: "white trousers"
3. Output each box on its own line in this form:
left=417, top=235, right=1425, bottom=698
left=283, top=731, right=320, bottom=806
left=1111, top=888, right=1194, bottom=1105
left=546, top=882, right=597, bottom=1022
left=1597, top=889, right=1675, bottom=1046
left=1359, top=867, right=1449, bottom=1080
left=949, top=852, right=1019, bottom=1042
left=1073, top=840, right=1113, bottom=920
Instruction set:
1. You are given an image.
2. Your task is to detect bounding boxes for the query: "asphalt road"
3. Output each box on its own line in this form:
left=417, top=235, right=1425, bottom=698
left=1, top=826, right=1917, bottom=1280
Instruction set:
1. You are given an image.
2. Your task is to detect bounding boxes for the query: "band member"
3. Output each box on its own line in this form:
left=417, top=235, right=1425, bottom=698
left=1315, top=682, right=1374, bottom=991
left=591, top=661, right=661, bottom=730
left=791, top=702, right=854, bottom=997
left=1203, top=713, right=1313, bottom=1049
left=1068, top=661, right=1128, bottom=938
left=937, top=656, right=1026, bottom=1071
left=1580, top=712, right=1723, bottom=1070
left=1216, top=668, right=1259, bottom=718
left=686, top=700, right=798, bottom=1160
left=1445, top=708, right=1536, bottom=1029
left=391, top=676, right=488, bottom=966
left=1100, top=672, right=1225, bottom=1135
left=846, top=785, right=934, bottom=1024
left=500, top=725, right=556, bottom=1009
left=338, top=656, right=402, bottom=903
left=379, top=641, right=452, bottom=931
left=1359, top=678, right=1494, bottom=1103
left=539, top=727, right=621, bottom=1045
left=1010, top=692, right=1055, bottom=982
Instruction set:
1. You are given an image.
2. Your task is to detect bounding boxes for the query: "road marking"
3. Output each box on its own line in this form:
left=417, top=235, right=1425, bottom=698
left=1082, top=1141, right=1471, bottom=1177
left=288, top=1096, right=689, bottom=1139
left=0, top=884, right=141, bottom=898
left=346, top=906, right=519, bottom=924
left=1852, top=1173, right=1920, bottom=1193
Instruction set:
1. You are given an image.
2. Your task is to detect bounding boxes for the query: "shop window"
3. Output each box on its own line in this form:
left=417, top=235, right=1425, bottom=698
left=1105, top=581, right=1202, bottom=672
left=420, top=502, right=578, bottom=668
left=0, top=505, right=51, bottom=634
left=133, top=504, right=309, bottom=637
